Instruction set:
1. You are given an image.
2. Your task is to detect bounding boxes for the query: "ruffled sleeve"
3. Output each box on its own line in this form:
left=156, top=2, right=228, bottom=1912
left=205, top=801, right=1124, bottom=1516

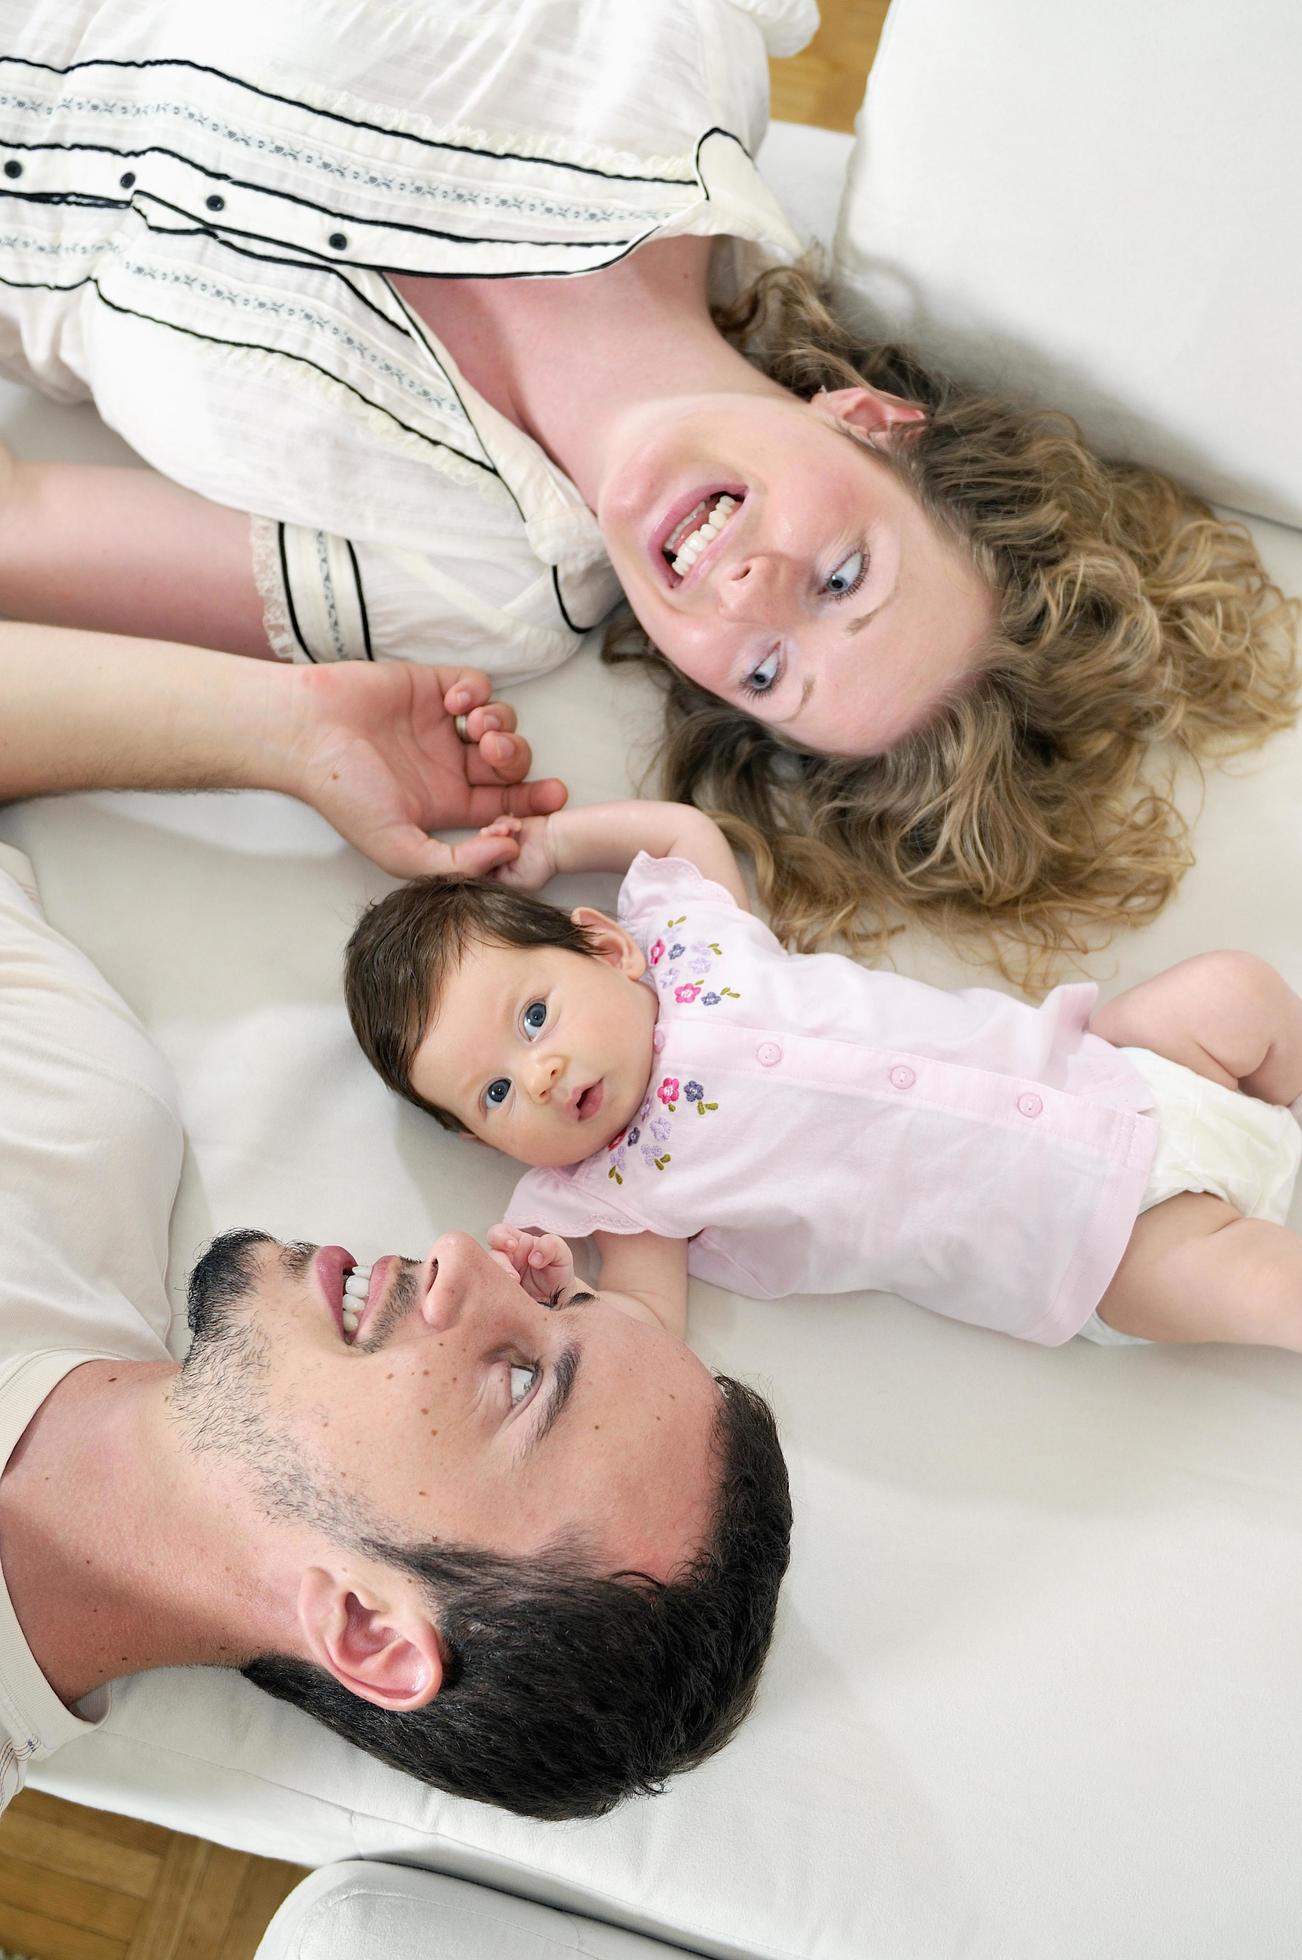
left=506, top=1164, right=653, bottom=1242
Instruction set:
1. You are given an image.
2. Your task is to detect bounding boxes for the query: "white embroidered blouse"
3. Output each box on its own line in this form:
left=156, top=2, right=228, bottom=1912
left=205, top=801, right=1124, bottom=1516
left=0, top=0, right=813, bottom=673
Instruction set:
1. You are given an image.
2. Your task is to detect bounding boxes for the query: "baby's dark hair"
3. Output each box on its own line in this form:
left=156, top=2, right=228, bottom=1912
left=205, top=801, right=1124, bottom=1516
left=344, top=877, right=601, bottom=1131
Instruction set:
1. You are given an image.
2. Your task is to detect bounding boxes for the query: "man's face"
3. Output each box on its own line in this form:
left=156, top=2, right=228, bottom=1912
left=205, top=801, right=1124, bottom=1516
left=179, top=1231, right=720, bottom=1580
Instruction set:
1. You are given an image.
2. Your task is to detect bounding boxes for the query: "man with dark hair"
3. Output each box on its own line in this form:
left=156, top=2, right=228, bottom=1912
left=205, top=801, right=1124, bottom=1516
left=0, top=624, right=792, bottom=1822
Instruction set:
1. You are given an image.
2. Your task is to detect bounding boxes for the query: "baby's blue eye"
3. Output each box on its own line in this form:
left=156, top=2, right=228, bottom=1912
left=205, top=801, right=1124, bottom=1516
left=485, top=1077, right=511, bottom=1106
left=523, top=1001, right=547, bottom=1035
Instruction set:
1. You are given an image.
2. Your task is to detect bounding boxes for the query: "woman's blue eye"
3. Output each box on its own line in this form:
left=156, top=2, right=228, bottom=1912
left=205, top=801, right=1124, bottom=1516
left=509, top=1362, right=538, bottom=1406
left=485, top=1077, right=511, bottom=1106
left=824, top=548, right=866, bottom=599
left=523, top=1001, right=547, bottom=1035
left=741, top=648, right=782, bottom=697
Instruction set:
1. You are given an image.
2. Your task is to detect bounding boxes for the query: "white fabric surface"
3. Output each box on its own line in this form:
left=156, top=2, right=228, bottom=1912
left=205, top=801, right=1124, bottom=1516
left=1, top=114, right=1301, bottom=1960
left=832, top=0, right=1302, bottom=529
left=0, top=845, right=176, bottom=1811
left=256, top=1862, right=691, bottom=1960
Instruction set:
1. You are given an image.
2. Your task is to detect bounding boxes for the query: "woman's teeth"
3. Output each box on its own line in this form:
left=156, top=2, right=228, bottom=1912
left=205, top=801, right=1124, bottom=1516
left=666, top=493, right=740, bottom=577
left=342, top=1263, right=372, bottom=1337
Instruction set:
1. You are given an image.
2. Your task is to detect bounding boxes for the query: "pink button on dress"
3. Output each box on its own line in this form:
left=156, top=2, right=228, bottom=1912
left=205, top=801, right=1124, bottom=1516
left=507, top=856, right=1160, bottom=1345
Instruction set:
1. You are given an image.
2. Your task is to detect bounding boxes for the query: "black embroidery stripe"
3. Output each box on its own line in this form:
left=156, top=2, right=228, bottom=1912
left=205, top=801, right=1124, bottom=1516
left=276, top=522, right=314, bottom=661
left=83, top=282, right=499, bottom=475
left=0, top=272, right=92, bottom=294
left=0, top=139, right=642, bottom=252
left=125, top=193, right=416, bottom=340
left=345, top=540, right=373, bottom=660
left=551, top=565, right=605, bottom=637
left=381, top=278, right=514, bottom=510
left=0, top=53, right=700, bottom=188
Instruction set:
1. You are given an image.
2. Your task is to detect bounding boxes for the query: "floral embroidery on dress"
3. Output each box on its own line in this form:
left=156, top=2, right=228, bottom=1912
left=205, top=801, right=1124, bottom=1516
left=607, top=1072, right=719, bottom=1180
left=645, top=919, right=741, bottom=1004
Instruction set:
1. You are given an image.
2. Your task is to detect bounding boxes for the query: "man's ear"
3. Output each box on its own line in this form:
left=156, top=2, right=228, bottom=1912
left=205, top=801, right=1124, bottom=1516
left=297, top=1566, right=444, bottom=1712
left=570, top=905, right=647, bottom=980
left=813, top=383, right=926, bottom=442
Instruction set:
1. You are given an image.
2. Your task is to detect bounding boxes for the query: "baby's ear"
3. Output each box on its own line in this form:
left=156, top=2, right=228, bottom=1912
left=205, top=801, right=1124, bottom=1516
left=571, top=906, right=646, bottom=979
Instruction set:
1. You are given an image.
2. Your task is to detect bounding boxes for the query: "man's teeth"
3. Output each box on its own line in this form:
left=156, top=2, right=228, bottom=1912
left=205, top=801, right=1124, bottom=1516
left=342, top=1263, right=372, bottom=1336
left=667, top=493, right=740, bottom=577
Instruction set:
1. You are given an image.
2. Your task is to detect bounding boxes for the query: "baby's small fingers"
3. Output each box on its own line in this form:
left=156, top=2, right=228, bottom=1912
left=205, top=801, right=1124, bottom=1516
left=487, top=1248, right=520, bottom=1281
left=485, top=1223, right=518, bottom=1251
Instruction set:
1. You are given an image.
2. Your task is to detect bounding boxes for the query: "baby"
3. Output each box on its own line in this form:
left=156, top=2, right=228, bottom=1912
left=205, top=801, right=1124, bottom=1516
left=345, top=801, right=1302, bottom=1351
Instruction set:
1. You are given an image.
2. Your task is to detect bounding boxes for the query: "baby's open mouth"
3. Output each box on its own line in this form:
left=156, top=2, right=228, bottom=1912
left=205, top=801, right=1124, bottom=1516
left=574, top=1081, right=604, bottom=1121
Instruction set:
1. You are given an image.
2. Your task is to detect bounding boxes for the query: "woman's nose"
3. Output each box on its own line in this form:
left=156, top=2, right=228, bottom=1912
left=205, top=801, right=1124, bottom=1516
left=714, top=550, right=784, bottom=621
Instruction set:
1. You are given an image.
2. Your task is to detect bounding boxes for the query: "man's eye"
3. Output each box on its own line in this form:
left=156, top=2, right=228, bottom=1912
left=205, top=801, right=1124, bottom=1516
left=509, top=1362, right=538, bottom=1406
left=741, top=648, right=782, bottom=698
left=823, top=548, right=867, bottom=600
left=523, top=1001, right=547, bottom=1036
left=485, top=1077, right=511, bottom=1106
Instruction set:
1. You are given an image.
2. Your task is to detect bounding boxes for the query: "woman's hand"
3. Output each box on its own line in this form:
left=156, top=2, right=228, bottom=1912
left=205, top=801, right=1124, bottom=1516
left=485, top=1224, right=577, bottom=1305
left=279, top=661, right=567, bottom=879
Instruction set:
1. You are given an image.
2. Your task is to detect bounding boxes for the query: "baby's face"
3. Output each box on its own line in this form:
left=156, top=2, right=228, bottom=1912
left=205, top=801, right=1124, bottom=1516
left=411, top=933, right=658, bottom=1168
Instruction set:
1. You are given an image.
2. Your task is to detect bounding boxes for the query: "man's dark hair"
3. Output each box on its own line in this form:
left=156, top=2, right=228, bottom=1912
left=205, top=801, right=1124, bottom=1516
left=344, top=877, right=600, bottom=1133
left=244, top=1374, right=792, bottom=1820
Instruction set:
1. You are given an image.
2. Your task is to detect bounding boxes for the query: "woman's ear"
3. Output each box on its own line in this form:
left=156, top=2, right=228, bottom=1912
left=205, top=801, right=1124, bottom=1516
left=297, top=1566, right=444, bottom=1712
left=570, top=905, right=647, bottom=979
left=813, top=384, right=926, bottom=441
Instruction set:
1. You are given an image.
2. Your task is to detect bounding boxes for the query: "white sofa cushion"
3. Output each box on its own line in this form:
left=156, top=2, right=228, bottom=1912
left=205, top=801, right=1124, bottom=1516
left=832, top=0, right=1302, bottom=527
left=256, top=1863, right=692, bottom=1960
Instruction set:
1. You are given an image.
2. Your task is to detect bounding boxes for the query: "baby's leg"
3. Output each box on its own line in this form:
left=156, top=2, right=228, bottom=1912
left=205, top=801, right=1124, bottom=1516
left=1090, top=951, right=1302, bottom=1104
left=1096, top=1190, right=1302, bottom=1350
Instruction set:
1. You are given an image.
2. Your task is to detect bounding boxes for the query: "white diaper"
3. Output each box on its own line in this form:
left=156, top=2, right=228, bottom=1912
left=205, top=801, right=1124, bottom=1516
left=1078, top=1046, right=1302, bottom=1345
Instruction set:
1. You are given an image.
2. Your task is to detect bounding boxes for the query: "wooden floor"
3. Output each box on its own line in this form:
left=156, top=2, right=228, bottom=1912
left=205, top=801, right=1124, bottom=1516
left=0, top=5, right=887, bottom=1956
left=0, top=1791, right=302, bottom=1960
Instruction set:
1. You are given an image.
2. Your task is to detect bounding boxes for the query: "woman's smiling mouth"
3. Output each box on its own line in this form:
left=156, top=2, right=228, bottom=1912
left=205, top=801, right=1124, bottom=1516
left=651, top=485, right=746, bottom=590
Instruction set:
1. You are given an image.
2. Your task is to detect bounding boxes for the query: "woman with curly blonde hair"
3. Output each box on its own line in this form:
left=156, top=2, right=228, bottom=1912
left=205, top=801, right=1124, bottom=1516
left=0, top=0, right=1293, bottom=968
left=607, top=261, right=1298, bottom=985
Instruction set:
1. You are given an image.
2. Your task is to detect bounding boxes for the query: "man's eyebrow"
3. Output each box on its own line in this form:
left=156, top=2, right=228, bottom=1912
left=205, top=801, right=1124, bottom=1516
left=524, top=1340, right=581, bottom=1456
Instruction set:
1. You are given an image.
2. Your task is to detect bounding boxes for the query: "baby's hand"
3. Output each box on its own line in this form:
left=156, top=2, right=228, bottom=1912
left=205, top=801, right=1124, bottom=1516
left=486, top=1223, right=576, bottom=1304
left=478, top=814, right=558, bottom=892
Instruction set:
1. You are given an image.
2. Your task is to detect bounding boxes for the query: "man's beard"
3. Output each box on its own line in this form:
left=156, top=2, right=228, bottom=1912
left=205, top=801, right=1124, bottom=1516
left=172, top=1228, right=377, bottom=1543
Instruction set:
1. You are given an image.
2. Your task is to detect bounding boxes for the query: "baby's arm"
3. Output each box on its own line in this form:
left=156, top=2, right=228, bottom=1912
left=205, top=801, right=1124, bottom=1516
left=480, top=801, right=749, bottom=910
left=488, top=1223, right=689, bottom=1341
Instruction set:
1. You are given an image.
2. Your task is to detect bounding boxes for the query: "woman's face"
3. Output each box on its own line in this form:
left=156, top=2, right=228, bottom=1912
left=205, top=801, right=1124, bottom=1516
left=595, top=388, right=994, bottom=755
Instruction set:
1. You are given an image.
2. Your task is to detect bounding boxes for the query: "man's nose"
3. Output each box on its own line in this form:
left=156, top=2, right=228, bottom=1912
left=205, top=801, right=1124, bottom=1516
left=420, top=1230, right=485, bottom=1332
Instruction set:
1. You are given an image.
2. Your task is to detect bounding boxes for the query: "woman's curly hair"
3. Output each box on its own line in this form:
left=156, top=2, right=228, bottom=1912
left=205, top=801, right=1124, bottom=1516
left=604, top=260, right=1298, bottom=989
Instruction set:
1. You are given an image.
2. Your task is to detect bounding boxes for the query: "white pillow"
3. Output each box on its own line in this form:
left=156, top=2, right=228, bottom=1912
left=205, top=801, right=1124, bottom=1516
left=831, top=0, right=1302, bottom=528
